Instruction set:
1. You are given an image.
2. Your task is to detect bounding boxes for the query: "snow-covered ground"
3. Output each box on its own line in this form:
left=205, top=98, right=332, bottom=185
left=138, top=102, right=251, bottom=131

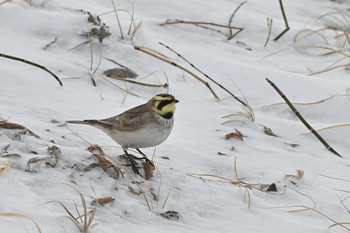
left=1, top=0, right=350, bottom=232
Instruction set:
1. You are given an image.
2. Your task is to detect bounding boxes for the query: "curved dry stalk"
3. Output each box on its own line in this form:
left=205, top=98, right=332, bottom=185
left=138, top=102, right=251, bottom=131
left=159, top=42, right=247, bottom=106
left=294, top=28, right=330, bottom=44
left=301, top=123, right=350, bottom=135
left=266, top=78, right=342, bottom=158
left=315, top=10, right=350, bottom=30
left=47, top=184, right=97, bottom=233
left=263, top=94, right=350, bottom=107
left=98, top=73, right=139, bottom=97
left=0, top=53, right=62, bottom=86
left=0, top=213, right=42, bottom=233
left=134, top=45, right=220, bottom=100
left=139, top=70, right=170, bottom=93
left=228, top=1, right=247, bottom=38
left=317, top=173, right=350, bottom=183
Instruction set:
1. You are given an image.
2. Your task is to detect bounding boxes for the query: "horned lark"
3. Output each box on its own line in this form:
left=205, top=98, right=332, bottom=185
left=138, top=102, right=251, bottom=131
left=67, top=93, right=179, bottom=175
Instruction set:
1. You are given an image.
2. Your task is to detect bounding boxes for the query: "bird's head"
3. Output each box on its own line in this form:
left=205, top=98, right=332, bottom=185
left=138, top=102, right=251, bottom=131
left=151, top=93, right=179, bottom=119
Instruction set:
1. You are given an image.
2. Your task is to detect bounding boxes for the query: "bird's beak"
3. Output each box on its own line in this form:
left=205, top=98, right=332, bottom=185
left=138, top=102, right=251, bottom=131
left=174, top=99, right=179, bottom=103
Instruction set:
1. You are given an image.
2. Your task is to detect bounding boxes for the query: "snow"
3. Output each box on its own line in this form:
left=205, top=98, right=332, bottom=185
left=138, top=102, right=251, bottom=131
left=1, top=0, right=350, bottom=232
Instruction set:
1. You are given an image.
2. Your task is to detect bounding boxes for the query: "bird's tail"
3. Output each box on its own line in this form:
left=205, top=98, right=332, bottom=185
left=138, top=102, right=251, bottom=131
left=66, top=119, right=113, bottom=129
left=66, top=120, right=100, bottom=125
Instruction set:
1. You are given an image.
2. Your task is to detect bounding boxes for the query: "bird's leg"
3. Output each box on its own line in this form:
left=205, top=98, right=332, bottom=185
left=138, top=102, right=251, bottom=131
left=136, top=148, right=155, bottom=168
left=123, top=149, right=142, bottom=176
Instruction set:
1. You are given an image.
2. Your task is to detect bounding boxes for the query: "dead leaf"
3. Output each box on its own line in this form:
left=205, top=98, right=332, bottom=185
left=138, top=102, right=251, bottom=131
left=142, top=162, right=154, bottom=180
left=92, top=196, right=115, bottom=206
left=128, top=186, right=144, bottom=195
left=0, top=158, right=11, bottom=174
left=0, top=121, right=40, bottom=138
left=0, top=121, right=25, bottom=129
left=87, top=145, right=104, bottom=154
left=225, top=129, right=244, bottom=140
left=89, top=154, right=123, bottom=179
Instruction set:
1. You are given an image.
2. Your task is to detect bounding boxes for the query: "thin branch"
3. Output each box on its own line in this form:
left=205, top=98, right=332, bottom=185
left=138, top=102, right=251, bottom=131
left=274, top=0, right=290, bottom=41
left=158, top=42, right=247, bottom=106
left=108, top=75, right=168, bottom=88
left=266, top=78, right=342, bottom=158
left=0, top=53, right=62, bottom=86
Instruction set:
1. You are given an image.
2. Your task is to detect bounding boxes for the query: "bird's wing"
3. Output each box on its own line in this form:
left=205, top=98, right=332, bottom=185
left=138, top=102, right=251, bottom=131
left=101, top=104, right=153, bottom=132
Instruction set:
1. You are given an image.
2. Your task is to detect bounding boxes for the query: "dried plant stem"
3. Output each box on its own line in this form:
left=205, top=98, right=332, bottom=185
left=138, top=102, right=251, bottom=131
left=265, top=18, right=273, bottom=47
left=98, top=73, right=139, bottom=97
left=274, top=0, right=290, bottom=41
left=134, top=45, right=220, bottom=100
left=160, top=19, right=243, bottom=39
left=228, top=1, right=247, bottom=38
left=111, top=0, right=124, bottom=40
left=108, top=75, right=168, bottom=88
left=266, top=78, right=342, bottom=158
left=0, top=52, right=62, bottom=86
left=158, top=42, right=247, bottom=106
left=160, top=19, right=239, bottom=29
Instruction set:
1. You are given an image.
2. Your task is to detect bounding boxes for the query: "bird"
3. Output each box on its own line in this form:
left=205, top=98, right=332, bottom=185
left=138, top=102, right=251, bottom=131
left=66, top=93, right=179, bottom=175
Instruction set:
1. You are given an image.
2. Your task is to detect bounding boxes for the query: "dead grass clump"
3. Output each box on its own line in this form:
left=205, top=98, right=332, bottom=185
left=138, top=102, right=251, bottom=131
left=294, top=10, right=350, bottom=75
left=187, top=158, right=287, bottom=208
left=48, top=185, right=97, bottom=233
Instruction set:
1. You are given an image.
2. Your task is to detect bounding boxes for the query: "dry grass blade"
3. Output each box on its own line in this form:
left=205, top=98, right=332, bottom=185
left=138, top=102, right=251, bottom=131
left=98, top=73, right=139, bottom=97
left=0, top=53, right=62, bottom=86
left=266, top=78, right=342, bottom=158
left=111, top=0, right=124, bottom=39
left=317, top=173, right=350, bottom=183
left=134, top=45, right=220, bottom=100
left=0, top=213, right=42, bottom=233
left=294, top=28, right=330, bottom=44
left=301, top=123, right=350, bottom=136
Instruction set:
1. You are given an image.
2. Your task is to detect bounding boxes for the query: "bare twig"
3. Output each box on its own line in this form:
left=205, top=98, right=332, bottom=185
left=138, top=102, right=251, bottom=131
left=274, top=0, right=290, bottom=41
left=0, top=53, right=62, bottom=86
left=266, top=78, right=342, bottom=158
left=158, top=42, right=247, bottom=106
left=160, top=19, right=243, bottom=39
